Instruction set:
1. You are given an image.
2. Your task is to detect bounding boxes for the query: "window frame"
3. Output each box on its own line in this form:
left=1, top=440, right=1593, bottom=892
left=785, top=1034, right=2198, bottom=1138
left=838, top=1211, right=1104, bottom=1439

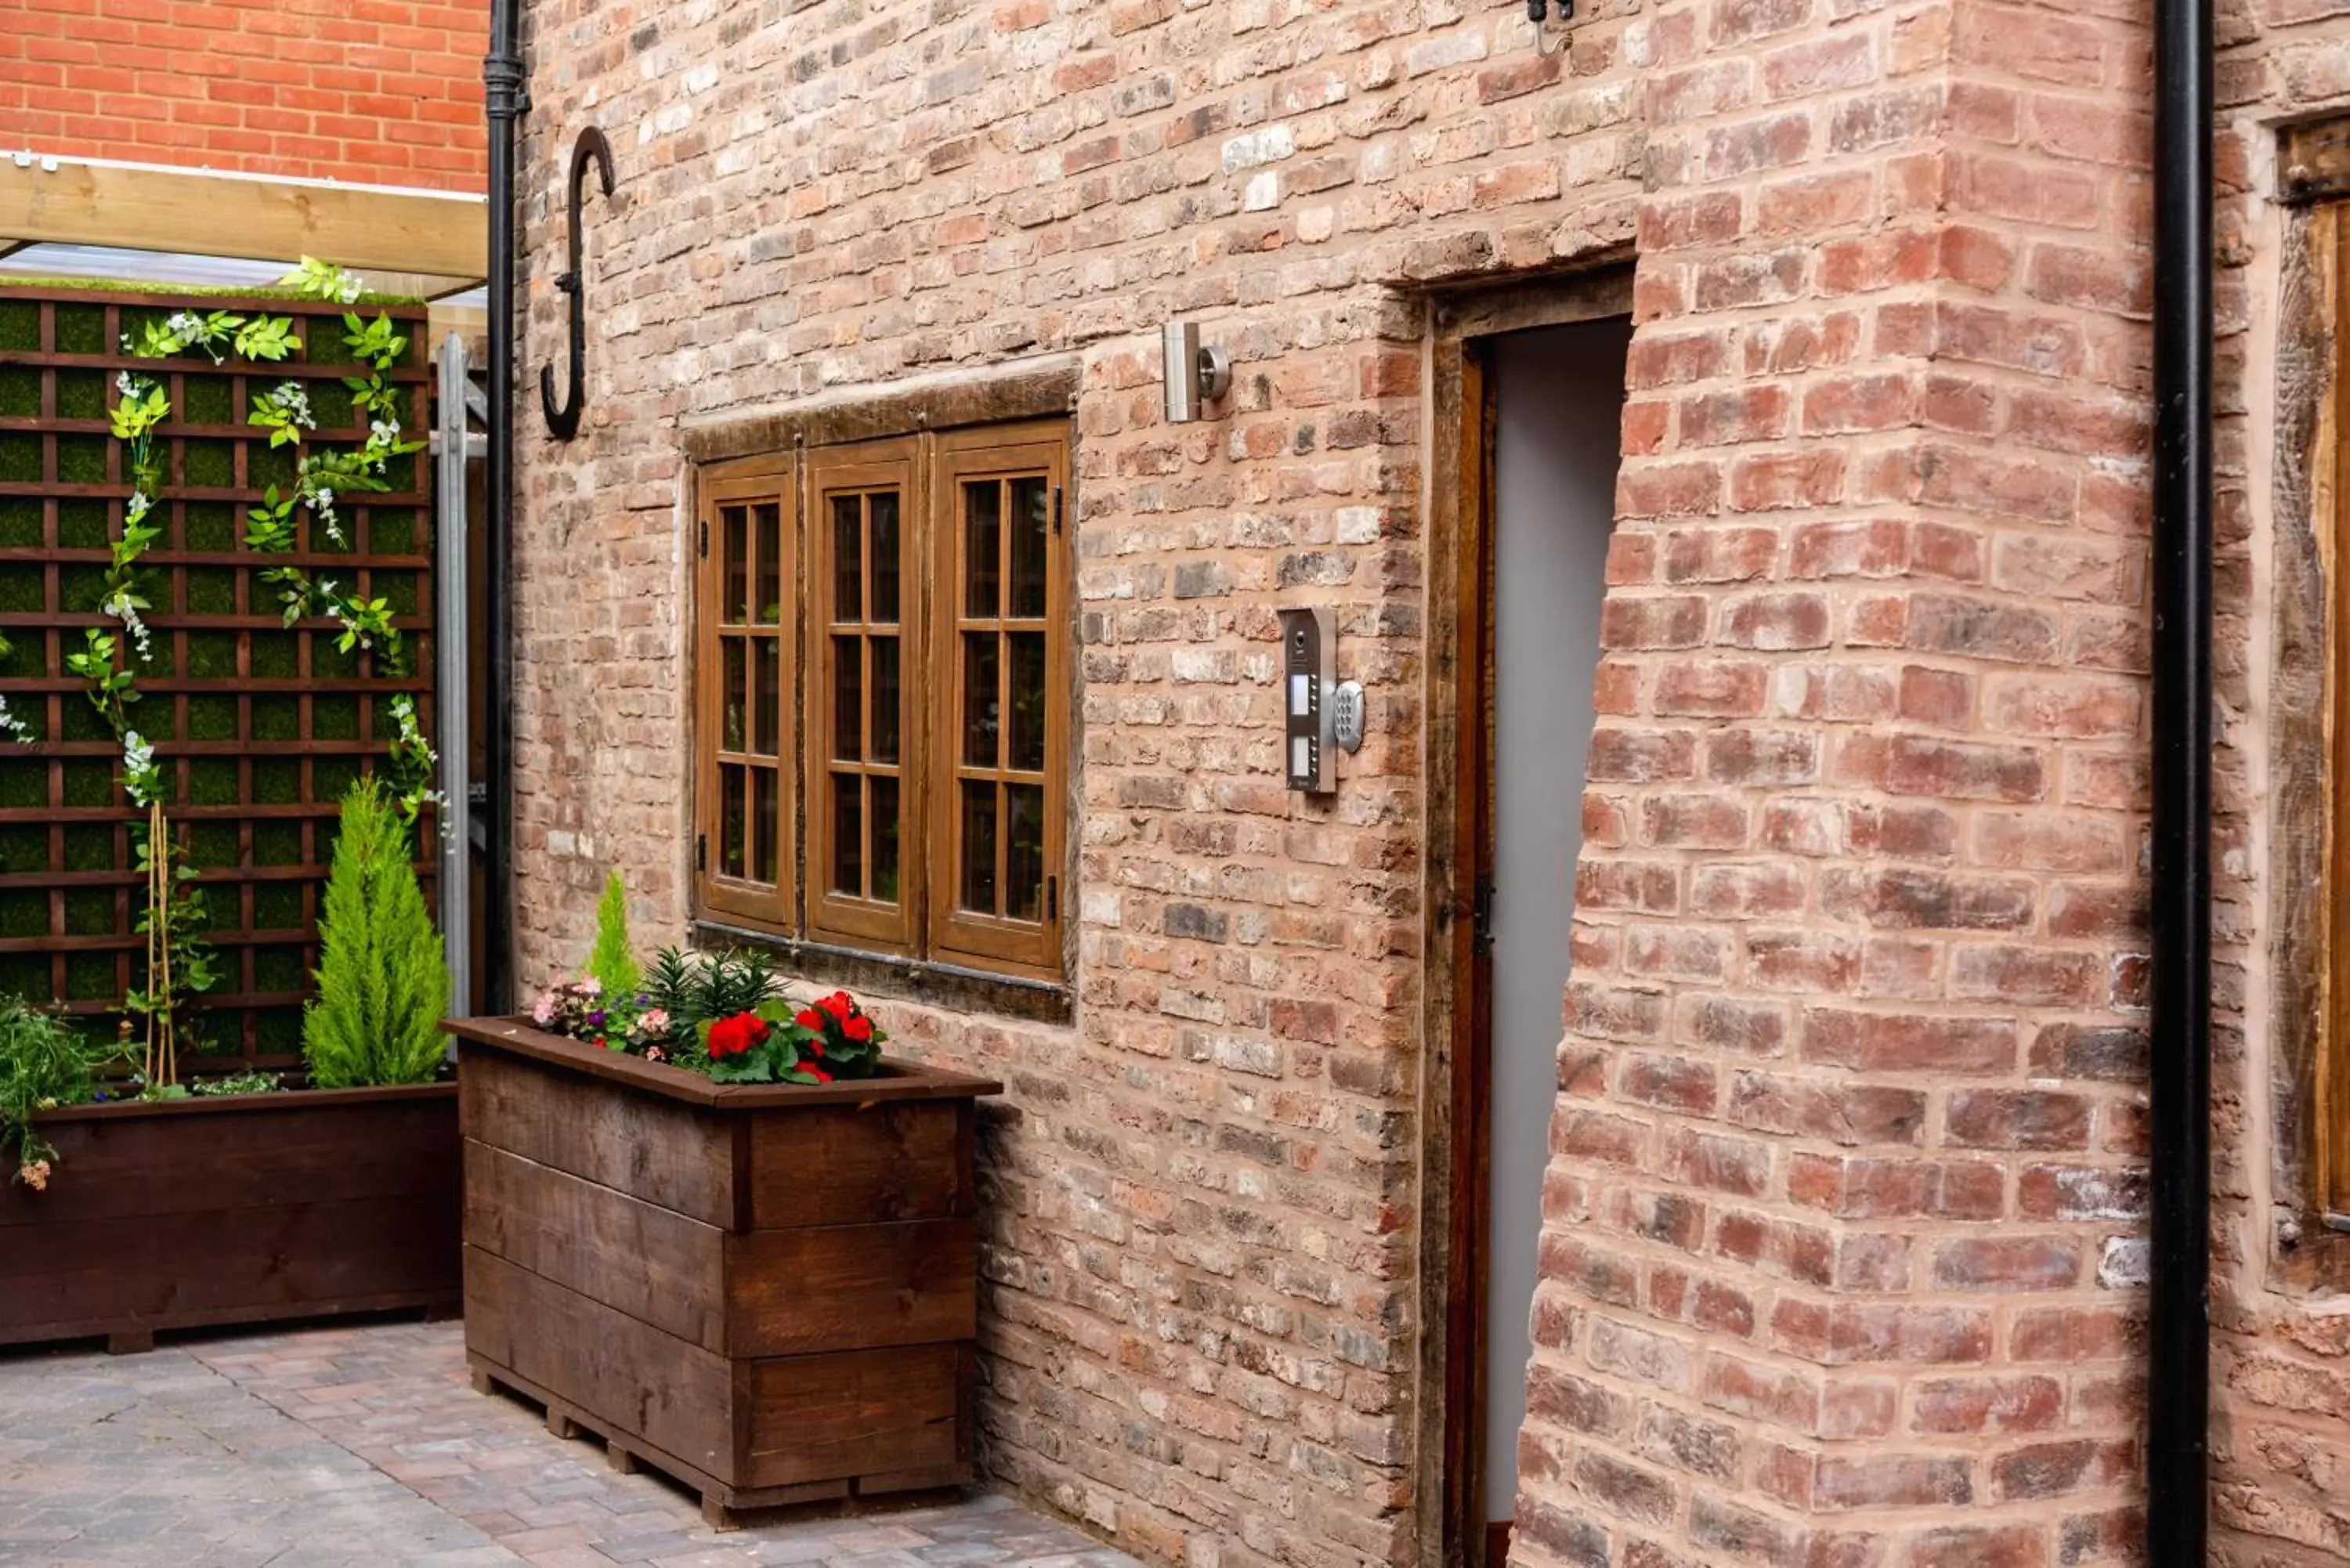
left=804, top=437, right=923, bottom=956
left=692, top=456, right=796, bottom=930
left=927, top=421, right=1071, bottom=979
left=688, top=418, right=1073, bottom=992
left=2324, top=190, right=2350, bottom=1225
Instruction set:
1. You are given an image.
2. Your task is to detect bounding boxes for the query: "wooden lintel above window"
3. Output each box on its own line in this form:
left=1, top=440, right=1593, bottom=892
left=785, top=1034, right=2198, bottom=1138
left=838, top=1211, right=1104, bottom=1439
left=680, top=360, right=1080, bottom=464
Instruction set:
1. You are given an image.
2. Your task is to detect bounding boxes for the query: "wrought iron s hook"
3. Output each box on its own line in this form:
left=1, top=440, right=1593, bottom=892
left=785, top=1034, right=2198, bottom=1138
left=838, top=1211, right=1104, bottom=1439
left=1527, top=0, right=1574, bottom=55
left=540, top=126, right=614, bottom=441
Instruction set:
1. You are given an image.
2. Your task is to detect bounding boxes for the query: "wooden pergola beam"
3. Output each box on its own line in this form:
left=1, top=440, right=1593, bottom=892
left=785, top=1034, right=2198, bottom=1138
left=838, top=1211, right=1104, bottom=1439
left=0, top=157, right=486, bottom=282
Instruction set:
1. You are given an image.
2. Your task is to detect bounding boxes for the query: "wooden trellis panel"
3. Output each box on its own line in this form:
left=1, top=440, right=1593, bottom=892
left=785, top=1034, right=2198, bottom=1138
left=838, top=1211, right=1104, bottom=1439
left=0, top=284, right=436, bottom=1066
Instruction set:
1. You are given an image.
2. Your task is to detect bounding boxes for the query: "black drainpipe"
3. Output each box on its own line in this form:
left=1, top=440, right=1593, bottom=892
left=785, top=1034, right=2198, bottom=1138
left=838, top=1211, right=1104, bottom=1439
left=2146, top=0, right=2211, bottom=1545
left=480, top=0, right=524, bottom=1013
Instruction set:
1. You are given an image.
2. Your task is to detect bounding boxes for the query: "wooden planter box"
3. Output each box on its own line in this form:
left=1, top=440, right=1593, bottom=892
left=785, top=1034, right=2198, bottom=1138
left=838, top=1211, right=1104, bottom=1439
left=447, top=1017, right=1001, bottom=1527
left=0, top=1082, right=461, bottom=1353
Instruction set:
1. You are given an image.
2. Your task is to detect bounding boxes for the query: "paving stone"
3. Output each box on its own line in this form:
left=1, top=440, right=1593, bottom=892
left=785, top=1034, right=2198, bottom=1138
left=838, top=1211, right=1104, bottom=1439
left=0, top=1323, right=1133, bottom=1568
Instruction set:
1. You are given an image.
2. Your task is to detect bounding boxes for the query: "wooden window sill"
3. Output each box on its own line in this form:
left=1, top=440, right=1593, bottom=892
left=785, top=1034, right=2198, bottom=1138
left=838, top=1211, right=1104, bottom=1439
left=690, top=917, right=1072, bottom=1028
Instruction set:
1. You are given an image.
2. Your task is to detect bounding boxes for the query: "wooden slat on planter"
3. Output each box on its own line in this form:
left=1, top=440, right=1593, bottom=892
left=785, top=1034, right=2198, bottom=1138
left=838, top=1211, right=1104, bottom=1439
left=741, top=1342, right=966, bottom=1488
left=463, top=1139, right=728, bottom=1351
left=450, top=1017, right=1000, bottom=1526
left=465, top=1246, right=736, bottom=1479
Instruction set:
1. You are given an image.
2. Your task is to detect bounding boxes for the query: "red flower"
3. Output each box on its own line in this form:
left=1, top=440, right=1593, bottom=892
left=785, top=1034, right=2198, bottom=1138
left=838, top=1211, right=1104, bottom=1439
left=804, top=1065, right=833, bottom=1084
left=819, top=991, right=853, bottom=1020
left=843, top=1014, right=873, bottom=1043
left=593, top=1036, right=609, bottom=1050
left=707, top=1012, right=770, bottom=1060
left=806, top=1036, right=825, bottom=1057
left=794, top=1008, right=824, bottom=1031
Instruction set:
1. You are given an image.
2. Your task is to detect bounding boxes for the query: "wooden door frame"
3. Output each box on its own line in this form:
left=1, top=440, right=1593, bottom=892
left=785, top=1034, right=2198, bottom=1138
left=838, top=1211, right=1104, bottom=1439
left=1415, top=262, right=1635, bottom=1568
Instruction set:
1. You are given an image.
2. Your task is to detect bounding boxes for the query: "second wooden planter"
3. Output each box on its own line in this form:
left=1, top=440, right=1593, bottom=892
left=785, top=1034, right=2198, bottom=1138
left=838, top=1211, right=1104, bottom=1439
left=0, top=1082, right=461, bottom=1353
left=447, top=1017, right=1001, bottom=1526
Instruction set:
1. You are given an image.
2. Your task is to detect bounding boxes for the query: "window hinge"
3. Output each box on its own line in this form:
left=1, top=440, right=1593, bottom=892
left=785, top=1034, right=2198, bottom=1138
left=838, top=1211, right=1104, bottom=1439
left=698, top=518, right=709, bottom=558
left=696, top=833, right=708, bottom=873
left=1047, top=875, right=1058, bottom=922
left=1052, top=486, right=1063, bottom=536
left=1471, top=873, right=1495, bottom=958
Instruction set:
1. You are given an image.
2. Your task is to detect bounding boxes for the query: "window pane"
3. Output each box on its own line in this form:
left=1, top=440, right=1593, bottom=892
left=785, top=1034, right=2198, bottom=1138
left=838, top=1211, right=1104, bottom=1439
left=1008, top=631, right=1046, bottom=772
left=1007, top=782, right=1045, bottom=923
left=963, top=633, right=1000, bottom=768
left=872, top=636, right=900, bottom=765
left=753, top=638, right=779, bottom=757
left=833, top=635, right=862, bottom=761
left=724, top=506, right=749, bottom=623
left=872, top=775, right=900, bottom=905
left=722, top=638, right=746, bottom=753
left=960, top=781, right=998, bottom=915
left=832, top=496, right=862, bottom=623
left=870, top=492, right=900, bottom=625
left=720, top=764, right=746, bottom=879
left=964, top=480, right=1001, bottom=616
left=752, top=766, right=779, bottom=885
left=753, top=503, right=782, bottom=624
left=1010, top=476, right=1049, bottom=619
left=832, top=772, right=863, bottom=894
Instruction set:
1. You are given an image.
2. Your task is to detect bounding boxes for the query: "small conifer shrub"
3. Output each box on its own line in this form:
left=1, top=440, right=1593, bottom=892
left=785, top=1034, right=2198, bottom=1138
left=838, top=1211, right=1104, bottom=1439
left=587, top=869, right=641, bottom=1001
left=303, top=778, right=449, bottom=1087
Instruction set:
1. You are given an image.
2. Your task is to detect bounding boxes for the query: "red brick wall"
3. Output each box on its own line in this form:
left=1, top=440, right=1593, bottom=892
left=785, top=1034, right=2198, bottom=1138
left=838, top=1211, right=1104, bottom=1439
left=0, top=0, right=486, bottom=192
left=490, top=0, right=2350, bottom=1561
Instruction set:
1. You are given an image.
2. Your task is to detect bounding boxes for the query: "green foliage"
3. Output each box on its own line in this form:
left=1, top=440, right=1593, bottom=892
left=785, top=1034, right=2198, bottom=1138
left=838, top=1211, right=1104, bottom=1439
left=302, top=779, right=449, bottom=1087
left=0, top=998, right=128, bottom=1187
left=647, top=945, right=776, bottom=1028
left=588, top=872, right=641, bottom=1001
left=126, top=819, right=218, bottom=1042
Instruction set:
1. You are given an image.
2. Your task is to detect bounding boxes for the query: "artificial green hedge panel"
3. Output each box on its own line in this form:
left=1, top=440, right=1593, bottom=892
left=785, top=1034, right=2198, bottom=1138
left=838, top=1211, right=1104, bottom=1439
left=0, top=284, right=436, bottom=1060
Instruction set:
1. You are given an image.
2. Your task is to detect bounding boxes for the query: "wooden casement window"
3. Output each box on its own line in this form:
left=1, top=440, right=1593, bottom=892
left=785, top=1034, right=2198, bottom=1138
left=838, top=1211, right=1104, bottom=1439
left=930, top=425, right=1069, bottom=975
left=806, top=439, right=919, bottom=952
left=693, top=458, right=794, bottom=927
left=691, top=422, right=1069, bottom=985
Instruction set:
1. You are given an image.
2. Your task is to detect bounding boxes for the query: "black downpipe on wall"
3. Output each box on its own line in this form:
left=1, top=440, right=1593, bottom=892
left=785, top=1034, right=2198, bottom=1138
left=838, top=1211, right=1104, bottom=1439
left=480, top=0, right=523, bottom=1013
left=2146, top=0, right=2212, bottom=1547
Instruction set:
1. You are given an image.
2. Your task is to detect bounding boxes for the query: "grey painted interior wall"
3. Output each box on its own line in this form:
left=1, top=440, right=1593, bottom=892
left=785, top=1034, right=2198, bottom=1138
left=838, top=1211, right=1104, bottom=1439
left=1485, top=318, right=1631, bottom=1521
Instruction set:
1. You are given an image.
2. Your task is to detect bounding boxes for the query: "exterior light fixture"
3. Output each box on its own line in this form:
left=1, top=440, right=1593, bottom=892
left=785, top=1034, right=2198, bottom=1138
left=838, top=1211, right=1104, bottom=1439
left=1162, top=320, right=1232, bottom=424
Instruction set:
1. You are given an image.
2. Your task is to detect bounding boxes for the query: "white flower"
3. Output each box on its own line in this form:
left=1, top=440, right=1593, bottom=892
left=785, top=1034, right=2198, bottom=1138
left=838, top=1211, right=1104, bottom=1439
left=369, top=417, right=400, bottom=446
left=164, top=312, right=200, bottom=337
left=102, top=591, right=152, bottom=662
left=121, top=731, right=157, bottom=803
left=338, top=275, right=363, bottom=304
left=0, top=695, right=34, bottom=745
left=126, top=491, right=149, bottom=518
left=269, top=381, right=316, bottom=429
left=115, top=371, right=136, bottom=397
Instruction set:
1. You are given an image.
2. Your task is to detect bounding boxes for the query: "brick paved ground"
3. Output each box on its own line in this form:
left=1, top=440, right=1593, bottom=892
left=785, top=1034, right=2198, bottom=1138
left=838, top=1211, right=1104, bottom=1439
left=0, top=1321, right=1137, bottom=1568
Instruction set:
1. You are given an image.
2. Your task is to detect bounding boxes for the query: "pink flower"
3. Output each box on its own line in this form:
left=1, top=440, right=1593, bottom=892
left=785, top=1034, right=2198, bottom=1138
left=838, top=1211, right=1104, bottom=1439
left=639, top=1008, right=670, bottom=1035
left=16, top=1160, right=49, bottom=1191
left=530, top=990, right=559, bottom=1026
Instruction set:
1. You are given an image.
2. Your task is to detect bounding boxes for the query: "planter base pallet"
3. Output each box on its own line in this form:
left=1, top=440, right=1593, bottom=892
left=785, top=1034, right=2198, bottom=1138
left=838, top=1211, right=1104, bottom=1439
left=0, top=1082, right=461, bottom=1352
left=450, top=1019, right=1000, bottom=1532
left=468, top=1355, right=971, bottom=1530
